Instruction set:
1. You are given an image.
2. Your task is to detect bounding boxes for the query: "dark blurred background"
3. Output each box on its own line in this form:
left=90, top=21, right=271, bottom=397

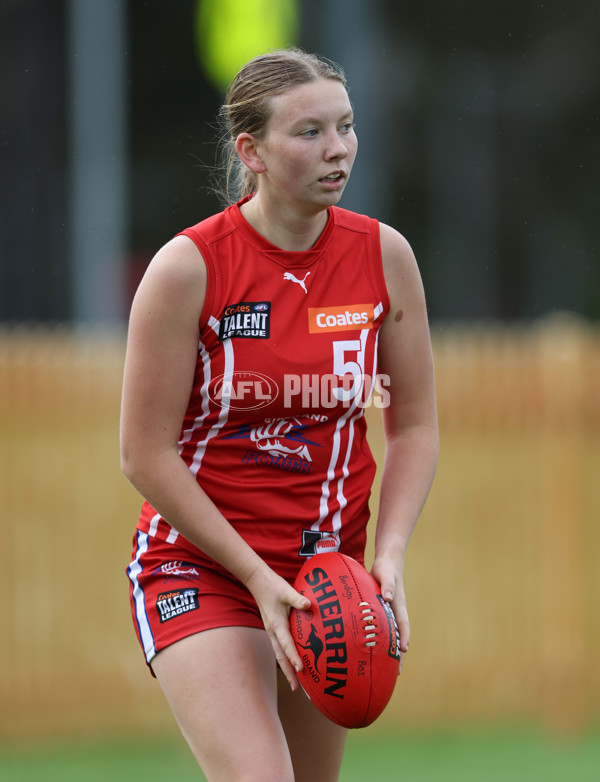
left=1, top=0, right=598, bottom=324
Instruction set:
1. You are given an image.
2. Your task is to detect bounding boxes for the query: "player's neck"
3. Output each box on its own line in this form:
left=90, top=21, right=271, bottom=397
left=240, top=196, right=329, bottom=252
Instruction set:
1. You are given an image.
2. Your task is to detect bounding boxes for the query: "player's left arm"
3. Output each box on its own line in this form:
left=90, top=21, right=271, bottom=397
left=371, top=222, right=439, bottom=656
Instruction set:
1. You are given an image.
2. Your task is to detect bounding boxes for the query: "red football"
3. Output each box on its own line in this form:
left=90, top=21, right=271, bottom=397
left=290, top=552, right=401, bottom=728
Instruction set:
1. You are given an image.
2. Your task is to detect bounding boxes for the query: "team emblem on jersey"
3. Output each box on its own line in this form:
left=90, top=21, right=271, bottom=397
left=224, top=416, right=322, bottom=474
left=308, top=303, right=374, bottom=334
left=219, top=301, right=271, bottom=341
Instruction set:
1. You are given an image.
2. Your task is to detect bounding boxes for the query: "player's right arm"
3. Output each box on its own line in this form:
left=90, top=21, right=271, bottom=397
left=120, top=236, right=309, bottom=686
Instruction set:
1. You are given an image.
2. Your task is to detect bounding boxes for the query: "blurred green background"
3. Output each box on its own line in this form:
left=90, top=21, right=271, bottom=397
left=1, top=0, right=599, bottom=779
left=2, top=730, right=600, bottom=781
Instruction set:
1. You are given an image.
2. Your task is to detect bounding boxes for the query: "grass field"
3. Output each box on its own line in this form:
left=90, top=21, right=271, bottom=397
left=1, top=728, right=599, bottom=781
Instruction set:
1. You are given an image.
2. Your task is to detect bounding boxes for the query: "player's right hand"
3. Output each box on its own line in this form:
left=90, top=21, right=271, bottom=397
left=245, top=564, right=311, bottom=691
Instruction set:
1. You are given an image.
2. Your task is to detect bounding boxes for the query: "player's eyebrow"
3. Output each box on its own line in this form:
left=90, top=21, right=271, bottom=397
left=291, top=110, right=354, bottom=128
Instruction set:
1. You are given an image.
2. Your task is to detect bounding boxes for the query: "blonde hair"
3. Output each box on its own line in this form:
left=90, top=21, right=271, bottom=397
left=218, top=48, right=347, bottom=204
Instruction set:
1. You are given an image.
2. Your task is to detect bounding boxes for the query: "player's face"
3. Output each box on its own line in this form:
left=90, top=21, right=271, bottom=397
left=256, top=78, right=357, bottom=214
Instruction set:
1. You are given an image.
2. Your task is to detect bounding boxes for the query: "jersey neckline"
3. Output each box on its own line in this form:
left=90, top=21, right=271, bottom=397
left=228, top=197, right=335, bottom=270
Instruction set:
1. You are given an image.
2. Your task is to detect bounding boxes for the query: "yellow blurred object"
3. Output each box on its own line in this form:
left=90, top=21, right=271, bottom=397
left=195, top=0, right=298, bottom=92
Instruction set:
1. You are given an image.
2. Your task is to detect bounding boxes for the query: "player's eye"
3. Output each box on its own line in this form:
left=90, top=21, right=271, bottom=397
left=300, top=128, right=319, bottom=138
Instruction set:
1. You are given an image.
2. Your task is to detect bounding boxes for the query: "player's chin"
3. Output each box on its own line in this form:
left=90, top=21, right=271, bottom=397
left=319, top=178, right=348, bottom=200
left=310, top=188, right=346, bottom=212
left=311, top=175, right=348, bottom=198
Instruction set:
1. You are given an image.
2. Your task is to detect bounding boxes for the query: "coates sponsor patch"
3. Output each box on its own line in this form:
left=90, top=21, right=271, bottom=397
left=308, top=304, right=374, bottom=334
left=219, top=301, right=271, bottom=341
left=156, top=588, right=200, bottom=623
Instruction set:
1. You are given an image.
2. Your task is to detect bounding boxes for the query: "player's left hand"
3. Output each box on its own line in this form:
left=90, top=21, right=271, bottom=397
left=370, top=556, right=409, bottom=671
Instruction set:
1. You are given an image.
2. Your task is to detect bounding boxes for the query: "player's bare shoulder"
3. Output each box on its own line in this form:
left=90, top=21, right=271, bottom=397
left=140, top=234, right=206, bottom=301
left=131, top=234, right=207, bottom=325
left=378, top=222, right=426, bottom=311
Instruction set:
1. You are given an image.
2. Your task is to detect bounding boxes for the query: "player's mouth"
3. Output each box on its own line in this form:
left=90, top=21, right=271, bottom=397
left=318, top=171, right=347, bottom=188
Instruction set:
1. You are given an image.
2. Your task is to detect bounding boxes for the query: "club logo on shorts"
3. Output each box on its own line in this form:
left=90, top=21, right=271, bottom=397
left=156, top=588, right=200, bottom=623
left=308, top=304, right=374, bottom=334
left=153, top=561, right=200, bottom=584
left=219, top=301, right=271, bottom=340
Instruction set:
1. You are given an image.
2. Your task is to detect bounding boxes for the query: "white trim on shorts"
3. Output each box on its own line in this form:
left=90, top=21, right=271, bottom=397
left=127, top=530, right=157, bottom=664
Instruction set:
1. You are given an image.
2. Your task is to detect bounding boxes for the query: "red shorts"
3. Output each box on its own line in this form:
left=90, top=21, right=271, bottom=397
left=127, top=530, right=265, bottom=673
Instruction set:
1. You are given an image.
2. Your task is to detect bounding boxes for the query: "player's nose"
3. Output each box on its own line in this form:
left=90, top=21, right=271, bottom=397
left=324, top=129, right=349, bottom=160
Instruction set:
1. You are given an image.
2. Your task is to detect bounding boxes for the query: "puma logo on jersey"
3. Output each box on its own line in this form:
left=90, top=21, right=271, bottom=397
left=284, top=271, right=310, bottom=294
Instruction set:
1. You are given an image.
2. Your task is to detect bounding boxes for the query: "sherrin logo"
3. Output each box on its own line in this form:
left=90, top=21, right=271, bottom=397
left=308, top=304, right=374, bottom=334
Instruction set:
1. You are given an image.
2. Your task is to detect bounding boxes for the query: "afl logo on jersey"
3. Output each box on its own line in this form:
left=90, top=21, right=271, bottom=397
left=308, top=304, right=374, bottom=334
left=209, top=371, right=278, bottom=411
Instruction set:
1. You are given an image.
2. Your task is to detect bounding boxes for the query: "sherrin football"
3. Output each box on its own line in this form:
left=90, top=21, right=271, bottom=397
left=290, top=552, right=401, bottom=728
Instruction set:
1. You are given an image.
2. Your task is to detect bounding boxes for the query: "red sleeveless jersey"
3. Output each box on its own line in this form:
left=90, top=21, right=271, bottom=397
left=137, top=198, right=390, bottom=579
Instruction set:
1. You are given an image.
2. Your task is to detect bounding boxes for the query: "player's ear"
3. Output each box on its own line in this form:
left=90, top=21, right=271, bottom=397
left=236, top=133, right=266, bottom=174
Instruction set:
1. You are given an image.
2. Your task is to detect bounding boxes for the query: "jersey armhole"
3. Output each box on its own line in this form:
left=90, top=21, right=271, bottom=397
left=176, top=228, right=217, bottom=330
left=369, top=218, right=391, bottom=318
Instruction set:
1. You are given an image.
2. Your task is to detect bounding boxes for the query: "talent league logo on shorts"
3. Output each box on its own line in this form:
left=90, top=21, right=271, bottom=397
left=308, top=303, right=374, bottom=334
left=156, top=588, right=200, bottom=623
left=219, top=301, right=271, bottom=340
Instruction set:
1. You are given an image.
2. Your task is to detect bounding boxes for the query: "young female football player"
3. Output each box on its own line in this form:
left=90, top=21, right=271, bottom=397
left=121, top=48, right=438, bottom=782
